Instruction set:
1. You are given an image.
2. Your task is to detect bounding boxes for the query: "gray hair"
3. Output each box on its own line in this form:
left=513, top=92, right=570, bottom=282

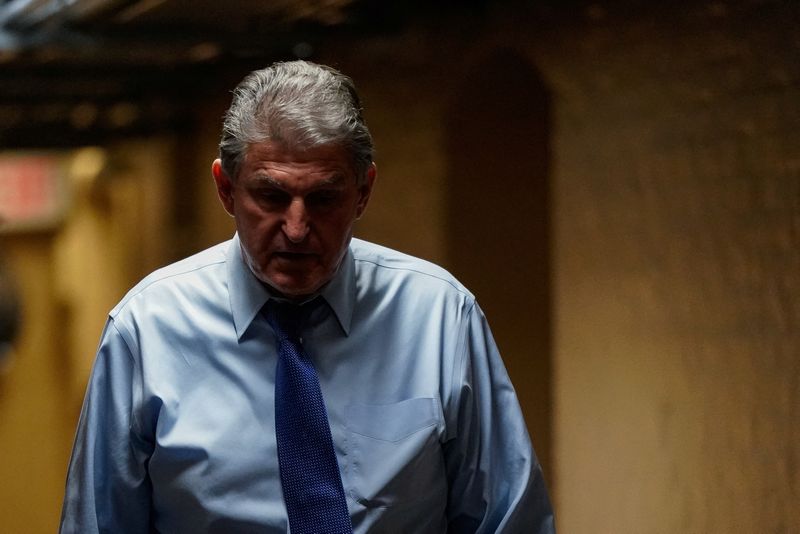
left=218, top=60, right=374, bottom=184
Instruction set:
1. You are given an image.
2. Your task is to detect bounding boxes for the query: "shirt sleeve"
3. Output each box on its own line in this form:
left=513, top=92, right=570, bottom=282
left=443, top=302, right=555, bottom=533
left=59, top=317, right=154, bottom=534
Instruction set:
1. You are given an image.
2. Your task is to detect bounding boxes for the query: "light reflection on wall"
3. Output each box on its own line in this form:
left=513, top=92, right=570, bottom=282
left=0, top=138, right=176, bottom=533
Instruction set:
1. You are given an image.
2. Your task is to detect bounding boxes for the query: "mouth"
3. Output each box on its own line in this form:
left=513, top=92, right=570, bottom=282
left=273, top=251, right=316, bottom=262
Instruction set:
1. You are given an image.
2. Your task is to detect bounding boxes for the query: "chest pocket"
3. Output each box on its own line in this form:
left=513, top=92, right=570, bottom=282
left=343, top=397, right=447, bottom=509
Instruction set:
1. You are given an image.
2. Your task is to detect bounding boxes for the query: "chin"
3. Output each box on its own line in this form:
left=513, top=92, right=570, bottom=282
left=264, top=274, right=323, bottom=298
left=245, top=253, right=331, bottom=298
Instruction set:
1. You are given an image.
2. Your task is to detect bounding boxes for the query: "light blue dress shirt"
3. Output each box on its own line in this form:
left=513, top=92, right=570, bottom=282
left=60, top=235, right=554, bottom=533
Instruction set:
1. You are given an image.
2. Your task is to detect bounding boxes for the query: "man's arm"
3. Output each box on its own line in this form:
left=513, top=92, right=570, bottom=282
left=60, top=318, right=154, bottom=534
left=443, top=302, right=555, bottom=533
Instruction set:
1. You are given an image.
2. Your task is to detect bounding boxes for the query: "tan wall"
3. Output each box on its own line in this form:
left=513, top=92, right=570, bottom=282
left=0, top=140, right=175, bottom=532
left=0, top=232, right=70, bottom=534
left=546, top=5, right=800, bottom=531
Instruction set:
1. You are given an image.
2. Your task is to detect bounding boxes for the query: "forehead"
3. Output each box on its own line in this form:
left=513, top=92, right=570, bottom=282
left=241, top=141, right=355, bottom=181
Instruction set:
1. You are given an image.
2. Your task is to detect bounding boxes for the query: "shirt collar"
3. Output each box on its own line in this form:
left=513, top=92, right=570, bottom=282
left=226, top=233, right=355, bottom=340
left=319, top=244, right=355, bottom=336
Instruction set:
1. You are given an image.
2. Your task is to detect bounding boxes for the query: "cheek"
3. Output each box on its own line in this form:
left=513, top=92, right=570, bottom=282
left=318, top=215, right=354, bottom=243
left=235, top=210, right=278, bottom=249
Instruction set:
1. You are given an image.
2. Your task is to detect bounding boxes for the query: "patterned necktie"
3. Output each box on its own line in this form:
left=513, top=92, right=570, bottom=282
left=264, top=299, right=353, bottom=534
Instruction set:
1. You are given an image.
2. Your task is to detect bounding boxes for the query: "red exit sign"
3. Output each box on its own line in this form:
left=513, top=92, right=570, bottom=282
left=0, top=154, right=68, bottom=231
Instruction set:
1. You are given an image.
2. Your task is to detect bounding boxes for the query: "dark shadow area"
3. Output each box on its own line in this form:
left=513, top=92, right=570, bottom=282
left=444, top=48, right=553, bottom=481
left=0, top=249, right=22, bottom=389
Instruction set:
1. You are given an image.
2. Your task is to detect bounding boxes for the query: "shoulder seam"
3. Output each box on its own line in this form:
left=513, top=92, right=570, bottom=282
left=353, top=257, right=473, bottom=299
left=113, top=258, right=226, bottom=317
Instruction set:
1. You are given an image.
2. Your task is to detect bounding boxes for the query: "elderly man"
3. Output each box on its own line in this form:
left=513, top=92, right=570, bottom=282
left=60, top=60, right=555, bottom=533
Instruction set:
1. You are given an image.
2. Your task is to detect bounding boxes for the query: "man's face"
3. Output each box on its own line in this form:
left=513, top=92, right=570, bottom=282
left=212, top=141, right=375, bottom=298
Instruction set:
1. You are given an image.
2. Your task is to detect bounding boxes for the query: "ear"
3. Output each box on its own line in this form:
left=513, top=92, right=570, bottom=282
left=212, top=159, right=235, bottom=217
left=355, top=162, right=377, bottom=220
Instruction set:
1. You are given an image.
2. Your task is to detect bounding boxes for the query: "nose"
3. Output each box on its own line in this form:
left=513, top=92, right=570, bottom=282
left=283, top=198, right=310, bottom=243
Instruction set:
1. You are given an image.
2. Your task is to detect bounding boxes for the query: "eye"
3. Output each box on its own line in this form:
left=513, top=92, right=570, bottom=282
left=307, top=190, right=341, bottom=207
left=256, top=188, right=291, bottom=206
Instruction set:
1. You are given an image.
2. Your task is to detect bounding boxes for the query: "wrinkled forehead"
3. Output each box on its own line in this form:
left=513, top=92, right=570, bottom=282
left=242, top=140, right=358, bottom=180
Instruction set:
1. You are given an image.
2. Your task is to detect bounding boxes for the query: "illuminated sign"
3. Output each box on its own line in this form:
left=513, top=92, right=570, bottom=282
left=0, top=153, right=68, bottom=232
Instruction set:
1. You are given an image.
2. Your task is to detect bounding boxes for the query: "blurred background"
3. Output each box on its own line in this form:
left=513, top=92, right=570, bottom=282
left=0, top=0, right=798, bottom=532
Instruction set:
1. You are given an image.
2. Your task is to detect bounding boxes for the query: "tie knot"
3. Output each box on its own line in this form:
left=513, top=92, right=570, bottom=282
left=264, top=298, right=321, bottom=340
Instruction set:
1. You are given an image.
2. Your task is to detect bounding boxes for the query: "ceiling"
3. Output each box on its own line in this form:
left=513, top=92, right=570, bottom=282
left=0, top=0, right=377, bottom=148
left=0, top=0, right=540, bottom=149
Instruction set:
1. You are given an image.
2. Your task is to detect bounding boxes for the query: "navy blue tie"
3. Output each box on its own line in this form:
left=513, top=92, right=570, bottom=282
left=264, top=299, right=352, bottom=534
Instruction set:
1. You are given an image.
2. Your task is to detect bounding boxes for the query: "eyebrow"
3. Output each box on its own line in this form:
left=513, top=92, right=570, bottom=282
left=252, top=173, right=346, bottom=189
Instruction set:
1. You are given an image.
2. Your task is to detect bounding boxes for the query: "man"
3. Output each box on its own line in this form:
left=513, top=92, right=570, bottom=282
left=60, top=60, right=555, bottom=533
